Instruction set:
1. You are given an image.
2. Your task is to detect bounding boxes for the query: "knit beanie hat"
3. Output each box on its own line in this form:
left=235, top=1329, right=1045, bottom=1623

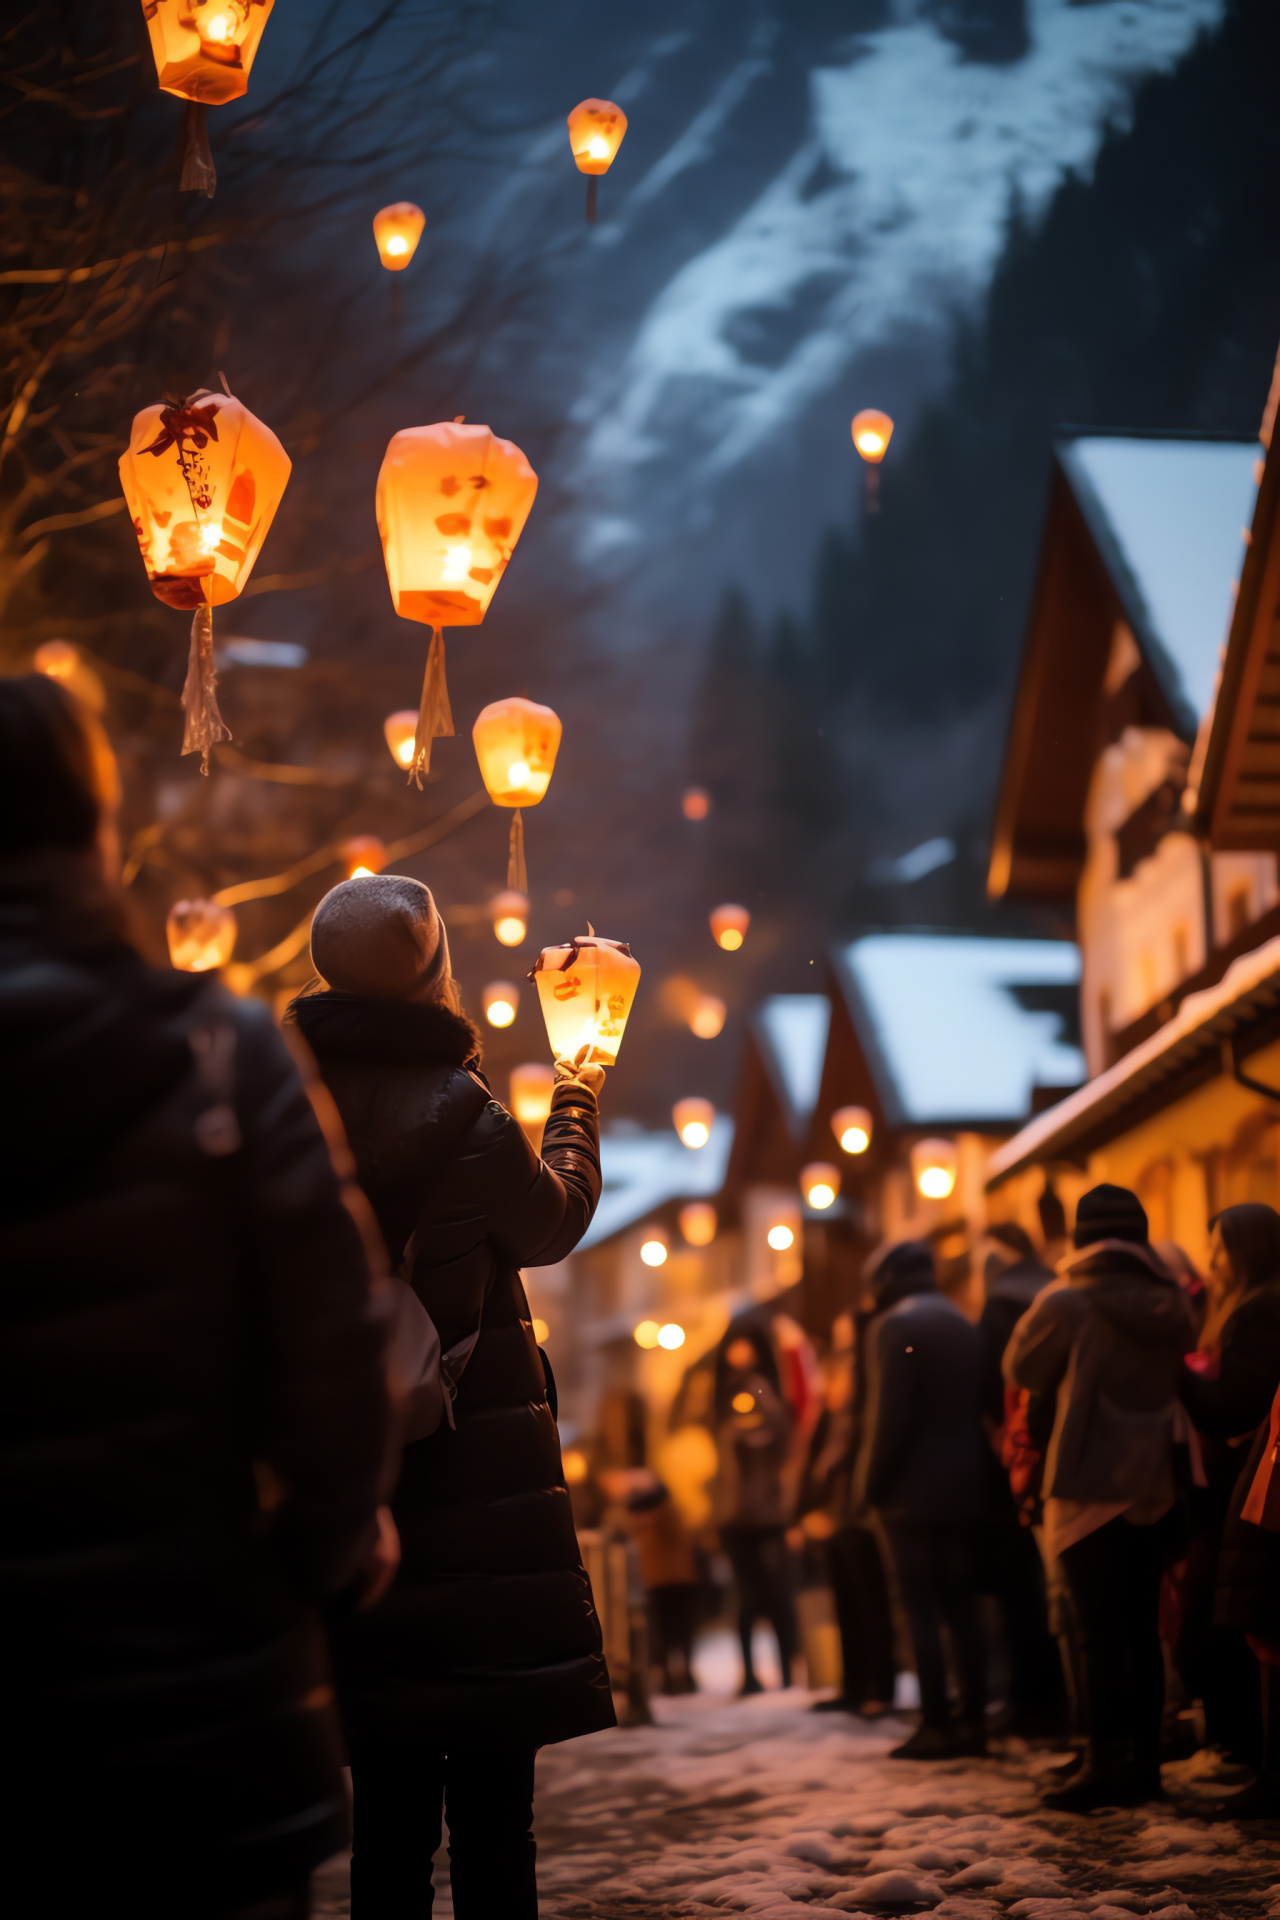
left=310, top=874, right=452, bottom=1004
left=1073, top=1182, right=1148, bottom=1249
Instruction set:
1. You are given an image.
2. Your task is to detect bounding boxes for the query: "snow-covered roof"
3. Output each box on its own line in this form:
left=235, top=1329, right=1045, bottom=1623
left=835, top=934, right=1084, bottom=1129
left=1058, top=436, right=1259, bottom=729
left=577, top=1116, right=734, bottom=1252
left=751, top=994, right=831, bottom=1138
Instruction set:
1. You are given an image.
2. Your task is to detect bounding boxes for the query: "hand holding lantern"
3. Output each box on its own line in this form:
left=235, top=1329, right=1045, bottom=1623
left=472, top=695, right=562, bottom=896
left=529, top=932, right=641, bottom=1068
left=566, top=98, right=627, bottom=224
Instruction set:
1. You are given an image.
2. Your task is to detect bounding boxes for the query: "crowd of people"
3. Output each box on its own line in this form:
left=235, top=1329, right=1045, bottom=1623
left=7, top=670, right=1280, bottom=1920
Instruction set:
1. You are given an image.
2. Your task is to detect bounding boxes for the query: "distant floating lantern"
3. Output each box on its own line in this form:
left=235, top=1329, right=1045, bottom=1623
left=373, top=201, right=425, bottom=271
left=673, top=1097, right=715, bottom=1150
left=658, top=1323, right=686, bottom=1350
left=679, top=1201, right=717, bottom=1247
left=483, top=980, right=519, bottom=1028
left=383, top=709, right=418, bottom=770
left=912, top=1136, right=958, bottom=1202
left=566, top=97, right=627, bottom=223
left=339, top=836, right=387, bottom=879
left=710, top=903, right=750, bottom=951
left=472, top=695, right=563, bottom=894
left=690, top=993, right=726, bottom=1040
left=682, top=786, right=711, bottom=821
left=766, top=1222, right=795, bottom=1252
left=491, top=889, right=529, bottom=947
left=832, top=1105, right=873, bottom=1155
left=801, top=1162, right=841, bottom=1210
left=510, top=1061, right=555, bottom=1150
left=634, top=1319, right=661, bottom=1349
left=166, top=897, right=237, bottom=972
left=376, top=419, right=538, bottom=783
left=851, top=408, right=894, bottom=515
left=639, top=1234, right=668, bottom=1269
left=529, top=933, right=641, bottom=1066
left=119, top=387, right=291, bottom=771
left=32, top=640, right=105, bottom=713
left=142, top=0, right=276, bottom=196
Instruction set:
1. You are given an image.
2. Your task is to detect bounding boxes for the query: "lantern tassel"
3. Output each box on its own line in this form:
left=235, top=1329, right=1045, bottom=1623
left=179, top=103, right=217, bottom=198
left=585, top=177, right=598, bottom=225
left=181, top=604, right=231, bottom=777
left=409, top=626, right=455, bottom=787
left=507, top=809, right=527, bottom=893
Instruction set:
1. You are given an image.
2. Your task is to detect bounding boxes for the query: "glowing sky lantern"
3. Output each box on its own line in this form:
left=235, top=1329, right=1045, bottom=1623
left=166, top=897, right=238, bottom=972
left=851, top=407, right=894, bottom=514
left=673, top=1097, right=715, bottom=1149
left=142, top=1, right=276, bottom=195
left=119, top=387, right=290, bottom=771
left=376, top=419, right=538, bottom=783
left=529, top=932, right=641, bottom=1067
left=472, top=695, right=562, bottom=895
left=383, top=709, right=418, bottom=770
left=339, top=835, right=386, bottom=879
left=483, top=981, right=519, bottom=1028
left=639, top=1233, right=668, bottom=1269
left=679, top=1202, right=717, bottom=1247
left=372, top=202, right=425, bottom=271
left=566, top=97, right=627, bottom=223
left=832, top=1104, right=873, bottom=1155
left=509, top=1062, right=554, bottom=1150
left=912, top=1136, right=958, bottom=1201
left=801, top=1162, right=841, bottom=1210
left=33, top=640, right=105, bottom=713
left=710, top=903, right=750, bottom=951
left=690, top=994, right=726, bottom=1039
left=491, top=889, right=529, bottom=947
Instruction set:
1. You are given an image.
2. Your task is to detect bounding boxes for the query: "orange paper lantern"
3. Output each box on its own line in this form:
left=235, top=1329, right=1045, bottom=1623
left=339, top=836, right=387, bottom=879
left=529, top=935, right=641, bottom=1067
left=384, top=709, right=418, bottom=770
left=679, top=1202, right=717, bottom=1247
left=167, top=897, right=238, bottom=972
left=483, top=981, right=519, bottom=1028
left=709, top=903, right=750, bottom=951
left=472, top=695, right=563, bottom=895
left=373, top=201, right=425, bottom=271
left=801, top=1162, right=841, bottom=1210
left=143, top=0, right=275, bottom=105
left=491, top=890, right=529, bottom=947
left=673, top=1097, right=715, bottom=1149
left=566, top=98, right=627, bottom=223
left=832, top=1105, right=873, bottom=1154
left=851, top=409, right=894, bottom=464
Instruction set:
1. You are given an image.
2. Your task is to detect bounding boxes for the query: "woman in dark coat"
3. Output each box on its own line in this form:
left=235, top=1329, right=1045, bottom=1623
left=712, top=1316, right=799, bottom=1694
left=1212, top=1382, right=1280, bottom=1813
left=293, top=874, right=613, bottom=1919
left=0, top=676, right=392, bottom=1917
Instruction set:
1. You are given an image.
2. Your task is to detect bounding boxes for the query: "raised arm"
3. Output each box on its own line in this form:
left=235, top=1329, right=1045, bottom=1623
left=480, top=1076, right=602, bottom=1269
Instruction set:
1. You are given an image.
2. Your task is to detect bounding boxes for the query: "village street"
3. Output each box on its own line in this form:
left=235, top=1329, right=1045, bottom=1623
left=312, top=1678, right=1280, bottom=1919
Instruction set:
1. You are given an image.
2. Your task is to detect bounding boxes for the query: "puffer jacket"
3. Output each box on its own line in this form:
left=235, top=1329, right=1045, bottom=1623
left=0, top=852, right=388, bottom=1911
left=294, top=989, right=615, bottom=1751
left=1005, top=1239, right=1195, bottom=1506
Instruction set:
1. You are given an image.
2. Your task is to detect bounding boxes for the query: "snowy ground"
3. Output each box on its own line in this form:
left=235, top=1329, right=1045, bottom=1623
left=313, top=1632, right=1280, bottom=1919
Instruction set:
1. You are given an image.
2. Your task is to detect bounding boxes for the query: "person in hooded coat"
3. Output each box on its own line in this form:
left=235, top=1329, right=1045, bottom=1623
left=1005, top=1184, right=1194, bottom=1810
left=852, top=1239, right=987, bottom=1758
left=0, top=675, right=392, bottom=1918
left=291, top=875, right=613, bottom=1920
left=712, top=1317, right=799, bottom=1693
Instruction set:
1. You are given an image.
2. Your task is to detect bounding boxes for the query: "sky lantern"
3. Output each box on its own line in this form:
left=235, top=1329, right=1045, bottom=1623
left=690, top=993, right=726, bottom=1039
left=710, top=903, right=750, bottom=951
left=339, top=835, right=386, bottom=879
left=801, top=1162, right=841, bottom=1210
left=33, top=640, right=105, bottom=713
left=166, top=897, right=237, bottom=972
left=376, top=418, right=538, bottom=784
left=491, top=889, right=529, bottom=947
left=142, top=1, right=276, bottom=195
left=483, top=980, right=519, bottom=1028
left=529, top=932, right=641, bottom=1067
left=383, top=709, right=418, bottom=770
left=832, top=1105, right=873, bottom=1155
left=119, top=387, right=291, bottom=772
left=509, top=1061, right=554, bottom=1150
left=373, top=202, right=425, bottom=271
left=679, top=1201, right=717, bottom=1247
left=472, top=695, right=562, bottom=894
left=566, top=97, right=627, bottom=223
left=912, top=1136, right=958, bottom=1201
left=767, top=1220, right=795, bottom=1251
left=851, top=408, right=894, bottom=514
left=673, top=1097, right=715, bottom=1149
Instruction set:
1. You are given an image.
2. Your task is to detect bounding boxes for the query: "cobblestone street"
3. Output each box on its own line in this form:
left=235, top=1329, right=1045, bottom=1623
left=312, top=1680, right=1280, bottom=1919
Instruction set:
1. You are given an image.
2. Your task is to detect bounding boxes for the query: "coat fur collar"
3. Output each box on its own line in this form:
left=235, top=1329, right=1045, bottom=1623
left=291, top=990, right=482, bottom=1068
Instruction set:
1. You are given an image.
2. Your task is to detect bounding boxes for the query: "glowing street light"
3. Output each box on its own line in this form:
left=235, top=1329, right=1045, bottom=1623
left=912, top=1136, right=958, bottom=1201
left=801, top=1162, right=841, bottom=1210
left=767, top=1223, right=794, bottom=1252
left=832, top=1105, right=873, bottom=1155
left=640, top=1235, right=668, bottom=1268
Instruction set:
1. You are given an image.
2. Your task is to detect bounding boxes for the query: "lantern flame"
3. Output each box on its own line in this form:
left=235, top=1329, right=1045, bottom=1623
left=166, top=898, right=237, bottom=973
left=911, top=1136, right=958, bottom=1201
left=507, top=760, right=530, bottom=789
left=567, top=98, right=628, bottom=175
left=386, top=235, right=408, bottom=256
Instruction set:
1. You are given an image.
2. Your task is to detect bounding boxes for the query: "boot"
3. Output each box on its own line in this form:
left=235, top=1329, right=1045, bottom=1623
left=1040, top=1741, right=1136, bottom=1811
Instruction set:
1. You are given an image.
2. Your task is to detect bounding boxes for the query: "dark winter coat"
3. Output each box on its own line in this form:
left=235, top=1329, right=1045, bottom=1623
left=713, top=1373, right=795, bottom=1529
left=1005, top=1241, right=1195, bottom=1507
left=1214, top=1412, right=1280, bottom=1637
left=853, top=1271, right=985, bottom=1524
left=295, top=989, right=614, bottom=1752
left=0, top=853, right=388, bottom=1909
left=980, top=1254, right=1055, bottom=1427
left=1179, top=1282, right=1280, bottom=1441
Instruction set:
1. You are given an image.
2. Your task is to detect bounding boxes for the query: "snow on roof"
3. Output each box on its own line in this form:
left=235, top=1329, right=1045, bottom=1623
left=988, top=934, right=1280, bottom=1186
left=836, top=934, right=1084, bottom=1128
left=752, top=995, right=831, bottom=1134
left=577, top=1116, right=734, bottom=1252
left=1059, top=436, right=1259, bottom=728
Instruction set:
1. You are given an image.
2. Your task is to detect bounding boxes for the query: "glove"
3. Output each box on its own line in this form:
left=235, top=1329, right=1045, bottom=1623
left=554, top=1044, right=606, bottom=1098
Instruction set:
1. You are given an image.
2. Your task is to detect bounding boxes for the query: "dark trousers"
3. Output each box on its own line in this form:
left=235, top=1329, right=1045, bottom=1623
left=1061, top=1511, right=1178, bottom=1784
left=722, top=1525, right=798, bottom=1685
left=885, top=1521, right=986, bottom=1729
left=979, top=1518, right=1064, bottom=1721
left=650, top=1581, right=698, bottom=1690
left=350, top=1744, right=537, bottom=1918
left=826, top=1525, right=895, bottom=1707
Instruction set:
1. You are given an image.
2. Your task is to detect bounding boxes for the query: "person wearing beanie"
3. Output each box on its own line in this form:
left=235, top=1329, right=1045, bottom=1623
left=1005, top=1183, right=1195, bottom=1809
left=850, top=1239, right=987, bottom=1759
left=0, top=675, right=393, bottom=1915
left=291, top=875, right=612, bottom=1920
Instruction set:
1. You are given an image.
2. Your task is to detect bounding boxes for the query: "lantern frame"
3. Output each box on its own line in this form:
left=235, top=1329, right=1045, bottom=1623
left=528, top=933, right=641, bottom=1067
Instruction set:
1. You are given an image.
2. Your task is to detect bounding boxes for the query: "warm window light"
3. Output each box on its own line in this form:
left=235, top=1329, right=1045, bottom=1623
left=562, top=1447, right=588, bottom=1485
left=567, top=97, right=628, bottom=175
left=640, top=1238, right=668, bottom=1269
left=832, top=1105, right=873, bottom=1155
left=372, top=202, right=425, bottom=271
left=143, top=0, right=275, bottom=105
left=529, top=934, right=641, bottom=1068
left=657, top=1323, right=686, bottom=1351
left=682, top=786, right=711, bottom=821
left=710, top=903, right=750, bottom=951
left=767, top=1223, right=795, bottom=1252
left=673, top=1097, right=715, bottom=1150
left=732, top=1390, right=755, bottom=1415
left=531, top=1317, right=550, bottom=1343
left=801, top=1162, right=841, bottom=1210
left=911, top=1136, right=958, bottom=1202
left=167, top=898, right=237, bottom=973
left=509, top=1062, right=554, bottom=1128
left=634, top=1319, right=661, bottom=1349
left=339, top=836, right=386, bottom=880
left=690, top=994, right=727, bottom=1039
left=483, top=981, right=519, bottom=1028
left=851, top=408, right=894, bottom=465
left=491, top=889, right=529, bottom=946
left=384, top=709, right=418, bottom=769
left=679, top=1202, right=717, bottom=1247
